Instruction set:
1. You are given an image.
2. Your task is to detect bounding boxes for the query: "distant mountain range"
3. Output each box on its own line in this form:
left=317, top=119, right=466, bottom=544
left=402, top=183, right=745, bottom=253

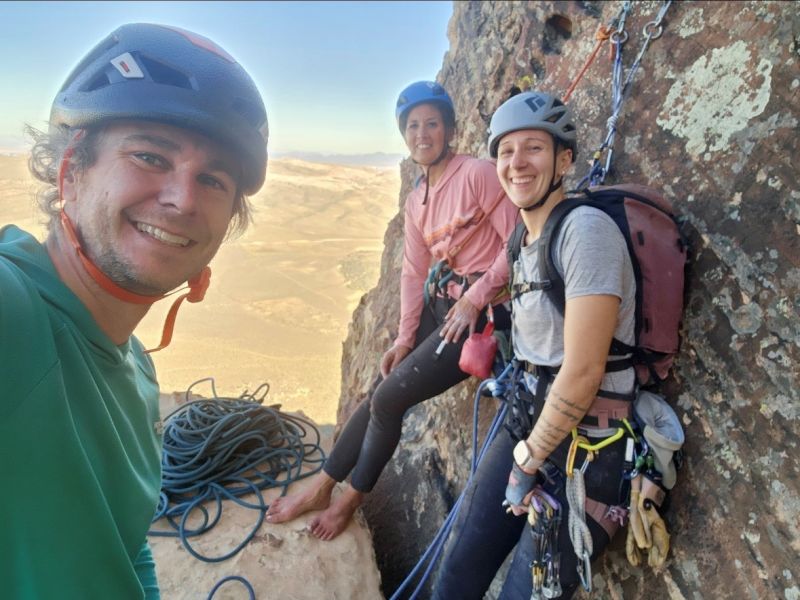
left=272, top=151, right=403, bottom=168
left=0, top=143, right=404, bottom=169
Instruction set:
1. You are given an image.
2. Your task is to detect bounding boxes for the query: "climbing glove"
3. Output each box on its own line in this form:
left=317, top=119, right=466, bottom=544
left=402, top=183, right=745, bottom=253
left=505, top=462, right=541, bottom=508
left=625, top=474, right=670, bottom=570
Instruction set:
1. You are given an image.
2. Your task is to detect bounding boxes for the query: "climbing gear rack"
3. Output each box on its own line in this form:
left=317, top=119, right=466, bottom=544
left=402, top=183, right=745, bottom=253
left=573, top=0, right=674, bottom=189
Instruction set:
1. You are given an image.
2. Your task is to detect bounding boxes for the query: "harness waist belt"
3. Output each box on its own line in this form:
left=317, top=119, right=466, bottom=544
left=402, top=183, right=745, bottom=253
left=585, top=497, right=622, bottom=539
left=521, top=361, right=560, bottom=378
left=583, top=396, right=633, bottom=429
left=432, top=270, right=484, bottom=300
left=519, top=360, right=633, bottom=429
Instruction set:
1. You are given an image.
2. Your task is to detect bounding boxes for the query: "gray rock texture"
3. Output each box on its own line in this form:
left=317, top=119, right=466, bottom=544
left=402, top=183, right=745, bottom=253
left=337, top=1, right=799, bottom=599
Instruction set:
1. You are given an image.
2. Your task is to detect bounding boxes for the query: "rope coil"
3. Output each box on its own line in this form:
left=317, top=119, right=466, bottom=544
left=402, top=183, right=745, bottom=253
left=148, top=378, right=326, bottom=563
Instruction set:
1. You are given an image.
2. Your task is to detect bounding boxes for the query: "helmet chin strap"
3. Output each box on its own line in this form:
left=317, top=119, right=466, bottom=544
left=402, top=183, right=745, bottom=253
left=58, top=132, right=210, bottom=353
left=522, top=145, right=563, bottom=213
left=416, top=145, right=451, bottom=205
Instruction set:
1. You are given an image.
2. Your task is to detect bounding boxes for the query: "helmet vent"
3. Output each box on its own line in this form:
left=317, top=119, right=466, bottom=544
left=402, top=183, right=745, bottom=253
left=232, top=98, right=267, bottom=128
left=138, top=56, right=193, bottom=90
left=85, top=73, right=112, bottom=92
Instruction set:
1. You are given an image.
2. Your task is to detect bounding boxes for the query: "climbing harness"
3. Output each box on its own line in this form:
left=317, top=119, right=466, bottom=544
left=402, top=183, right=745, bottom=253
left=148, top=377, right=325, bottom=563
left=506, top=366, right=636, bottom=595
left=574, top=0, right=673, bottom=190
left=422, top=189, right=508, bottom=306
left=389, top=363, right=514, bottom=600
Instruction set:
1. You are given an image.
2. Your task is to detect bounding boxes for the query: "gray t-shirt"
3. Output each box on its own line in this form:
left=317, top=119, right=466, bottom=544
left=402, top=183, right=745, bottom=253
left=511, top=205, right=636, bottom=393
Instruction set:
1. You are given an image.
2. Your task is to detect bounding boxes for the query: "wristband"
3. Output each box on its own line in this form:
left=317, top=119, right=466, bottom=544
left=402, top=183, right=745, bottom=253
left=505, top=461, right=542, bottom=507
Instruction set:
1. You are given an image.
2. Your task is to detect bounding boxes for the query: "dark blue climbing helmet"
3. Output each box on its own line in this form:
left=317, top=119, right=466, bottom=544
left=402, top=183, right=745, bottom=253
left=395, top=80, right=455, bottom=134
left=50, top=23, right=269, bottom=195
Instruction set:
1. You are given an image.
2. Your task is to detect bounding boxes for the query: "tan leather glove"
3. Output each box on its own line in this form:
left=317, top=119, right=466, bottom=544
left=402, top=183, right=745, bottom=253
left=626, top=521, right=642, bottom=566
left=644, top=505, right=670, bottom=570
left=629, top=476, right=652, bottom=549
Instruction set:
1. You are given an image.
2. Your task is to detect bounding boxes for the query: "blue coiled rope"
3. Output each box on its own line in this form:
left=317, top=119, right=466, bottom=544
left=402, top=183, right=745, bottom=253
left=148, top=377, right=326, bottom=569
left=206, top=575, right=256, bottom=600
left=389, top=363, right=514, bottom=600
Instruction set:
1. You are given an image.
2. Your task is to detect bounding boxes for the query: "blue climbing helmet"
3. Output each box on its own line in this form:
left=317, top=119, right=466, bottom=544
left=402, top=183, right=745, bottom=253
left=487, top=90, right=576, bottom=161
left=50, top=23, right=269, bottom=195
left=395, top=80, right=456, bottom=134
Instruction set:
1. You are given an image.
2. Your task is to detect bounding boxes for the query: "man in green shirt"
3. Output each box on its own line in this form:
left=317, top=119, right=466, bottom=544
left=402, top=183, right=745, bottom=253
left=0, top=24, right=268, bottom=599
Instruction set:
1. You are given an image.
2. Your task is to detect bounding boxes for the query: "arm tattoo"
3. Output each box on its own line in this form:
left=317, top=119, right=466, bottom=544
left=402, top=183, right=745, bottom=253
left=529, top=436, right=550, bottom=452
left=538, top=430, right=561, bottom=445
left=539, top=414, right=569, bottom=435
left=550, top=390, right=585, bottom=412
left=548, top=402, right=582, bottom=421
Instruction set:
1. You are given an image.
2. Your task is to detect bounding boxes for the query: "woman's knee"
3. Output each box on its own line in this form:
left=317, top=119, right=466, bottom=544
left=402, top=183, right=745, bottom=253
left=369, top=382, right=408, bottom=424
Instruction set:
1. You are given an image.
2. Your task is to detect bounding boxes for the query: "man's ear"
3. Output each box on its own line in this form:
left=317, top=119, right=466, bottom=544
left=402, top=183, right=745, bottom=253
left=58, top=129, right=88, bottom=207
left=58, top=157, right=80, bottom=207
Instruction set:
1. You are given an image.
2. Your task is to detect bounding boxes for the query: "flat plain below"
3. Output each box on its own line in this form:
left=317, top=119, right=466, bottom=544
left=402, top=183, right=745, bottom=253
left=0, top=154, right=400, bottom=424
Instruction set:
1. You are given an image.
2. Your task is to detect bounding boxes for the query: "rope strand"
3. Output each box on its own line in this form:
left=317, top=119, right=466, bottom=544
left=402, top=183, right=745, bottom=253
left=574, top=0, right=673, bottom=190
left=148, top=378, right=325, bottom=563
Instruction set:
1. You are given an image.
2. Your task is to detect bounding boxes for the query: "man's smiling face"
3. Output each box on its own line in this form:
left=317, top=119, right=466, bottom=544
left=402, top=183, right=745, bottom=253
left=62, top=120, right=239, bottom=295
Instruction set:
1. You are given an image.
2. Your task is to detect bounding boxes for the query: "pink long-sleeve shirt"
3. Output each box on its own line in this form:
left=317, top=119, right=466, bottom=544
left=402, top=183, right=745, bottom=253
left=395, top=154, right=519, bottom=349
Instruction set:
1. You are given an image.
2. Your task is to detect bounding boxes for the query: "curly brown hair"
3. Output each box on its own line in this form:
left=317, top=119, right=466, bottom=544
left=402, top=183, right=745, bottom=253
left=26, top=123, right=253, bottom=237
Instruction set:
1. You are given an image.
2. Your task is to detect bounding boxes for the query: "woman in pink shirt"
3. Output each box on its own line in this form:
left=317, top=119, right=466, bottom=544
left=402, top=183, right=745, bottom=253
left=266, top=81, right=518, bottom=539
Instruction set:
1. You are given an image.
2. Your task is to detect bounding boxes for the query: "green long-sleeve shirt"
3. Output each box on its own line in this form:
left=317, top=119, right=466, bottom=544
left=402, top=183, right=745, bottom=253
left=0, top=225, right=161, bottom=599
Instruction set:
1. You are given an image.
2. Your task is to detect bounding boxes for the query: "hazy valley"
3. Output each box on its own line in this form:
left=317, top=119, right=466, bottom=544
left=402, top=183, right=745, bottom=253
left=0, top=154, right=400, bottom=424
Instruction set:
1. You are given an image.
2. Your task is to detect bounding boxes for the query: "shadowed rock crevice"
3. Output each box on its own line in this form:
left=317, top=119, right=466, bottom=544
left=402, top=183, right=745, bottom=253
left=542, top=14, right=573, bottom=55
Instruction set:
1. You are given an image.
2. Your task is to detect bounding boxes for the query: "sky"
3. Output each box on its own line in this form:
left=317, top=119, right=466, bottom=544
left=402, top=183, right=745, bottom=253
left=0, top=1, right=452, bottom=155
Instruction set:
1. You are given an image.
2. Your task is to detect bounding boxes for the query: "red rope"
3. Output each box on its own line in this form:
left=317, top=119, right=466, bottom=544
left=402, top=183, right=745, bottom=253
left=563, top=24, right=612, bottom=103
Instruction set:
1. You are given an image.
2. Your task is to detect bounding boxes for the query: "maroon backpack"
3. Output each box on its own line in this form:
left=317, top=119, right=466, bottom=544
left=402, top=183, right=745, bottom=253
left=508, top=184, right=688, bottom=385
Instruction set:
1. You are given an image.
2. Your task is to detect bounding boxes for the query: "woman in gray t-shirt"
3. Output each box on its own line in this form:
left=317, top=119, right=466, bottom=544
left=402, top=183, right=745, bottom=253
left=433, top=91, right=636, bottom=600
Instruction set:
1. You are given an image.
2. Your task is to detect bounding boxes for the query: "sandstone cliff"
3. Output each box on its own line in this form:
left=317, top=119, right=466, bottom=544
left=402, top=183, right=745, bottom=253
left=338, top=1, right=799, bottom=599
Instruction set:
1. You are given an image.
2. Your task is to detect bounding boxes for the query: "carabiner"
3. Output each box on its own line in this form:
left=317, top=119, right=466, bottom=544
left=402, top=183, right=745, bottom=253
left=577, top=549, right=592, bottom=592
left=572, top=427, right=625, bottom=452
left=566, top=434, right=593, bottom=477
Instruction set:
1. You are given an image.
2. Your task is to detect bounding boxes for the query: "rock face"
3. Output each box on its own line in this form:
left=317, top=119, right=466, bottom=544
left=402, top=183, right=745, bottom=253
left=337, top=1, right=799, bottom=599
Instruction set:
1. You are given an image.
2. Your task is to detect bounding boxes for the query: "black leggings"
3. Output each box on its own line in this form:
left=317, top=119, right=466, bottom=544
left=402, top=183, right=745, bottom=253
left=324, top=298, right=510, bottom=492
left=432, top=427, right=626, bottom=599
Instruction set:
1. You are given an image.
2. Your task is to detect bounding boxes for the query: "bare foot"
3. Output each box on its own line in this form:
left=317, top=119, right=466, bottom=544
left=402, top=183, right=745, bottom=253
left=265, top=472, right=336, bottom=524
left=308, top=486, right=364, bottom=541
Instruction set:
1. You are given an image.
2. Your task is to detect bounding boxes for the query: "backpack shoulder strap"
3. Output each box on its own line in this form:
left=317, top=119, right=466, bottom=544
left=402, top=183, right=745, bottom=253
left=507, top=220, right=528, bottom=282
left=538, top=195, right=592, bottom=316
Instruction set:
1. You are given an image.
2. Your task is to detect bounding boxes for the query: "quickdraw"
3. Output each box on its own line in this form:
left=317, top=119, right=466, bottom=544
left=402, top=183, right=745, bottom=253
left=574, top=0, right=673, bottom=190
left=565, top=427, right=630, bottom=592
left=527, top=488, right=562, bottom=599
